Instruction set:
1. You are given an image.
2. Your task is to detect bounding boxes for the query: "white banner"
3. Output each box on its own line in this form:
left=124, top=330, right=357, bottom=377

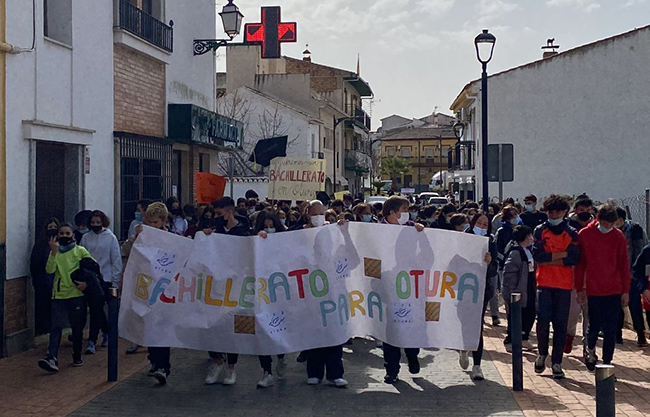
left=119, top=223, right=488, bottom=355
left=267, top=157, right=326, bottom=200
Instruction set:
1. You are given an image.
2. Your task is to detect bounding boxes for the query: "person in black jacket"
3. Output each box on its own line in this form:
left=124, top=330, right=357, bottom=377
left=463, top=211, right=497, bottom=381
left=30, top=217, right=60, bottom=335
left=204, top=197, right=251, bottom=387
left=521, top=194, right=548, bottom=230
left=491, top=206, right=521, bottom=325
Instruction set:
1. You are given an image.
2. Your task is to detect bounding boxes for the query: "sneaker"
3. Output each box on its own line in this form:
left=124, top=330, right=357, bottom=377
left=152, top=369, right=167, bottom=385
left=534, top=354, right=547, bottom=374
left=327, top=378, right=348, bottom=387
left=275, top=357, right=287, bottom=378
left=492, top=316, right=501, bottom=326
left=148, top=364, right=156, bottom=376
left=585, top=348, right=597, bottom=372
left=72, top=358, right=84, bottom=367
left=458, top=351, right=470, bottom=370
left=522, top=340, right=535, bottom=351
left=471, top=365, right=484, bottom=381
left=38, top=356, right=59, bottom=373
left=205, top=363, right=224, bottom=385
left=564, top=335, right=574, bottom=354
left=383, top=374, right=398, bottom=384
left=307, top=377, right=321, bottom=385
left=505, top=343, right=513, bottom=353
left=408, top=356, right=421, bottom=374
left=257, top=372, right=274, bottom=388
left=296, top=351, right=307, bottom=363
left=637, top=335, right=649, bottom=347
left=222, top=368, right=237, bottom=385
left=126, top=343, right=140, bottom=354
left=85, top=341, right=96, bottom=355
left=101, top=333, right=109, bottom=348
left=552, top=363, right=565, bottom=379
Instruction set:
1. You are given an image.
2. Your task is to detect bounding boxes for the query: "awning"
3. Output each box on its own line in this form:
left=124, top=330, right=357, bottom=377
left=343, top=76, right=373, bottom=97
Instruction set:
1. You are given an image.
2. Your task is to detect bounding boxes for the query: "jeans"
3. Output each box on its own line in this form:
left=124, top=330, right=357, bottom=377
left=522, top=274, right=537, bottom=340
left=208, top=351, right=238, bottom=365
left=258, top=354, right=286, bottom=374
left=148, top=347, right=171, bottom=375
left=88, top=281, right=110, bottom=344
left=567, top=288, right=589, bottom=345
left=48, top=297, right=87, bottom=361
left=488, top=273, right=500, bottom=318
left=382, top=343, right=420, bottom=377
left=621, top=283, right=646, bottom=339
left=306, top=346, right=344, bottom=380
left=472, top=302, right=488, bottom=366
left=536, top=287, right=571, bottom=365
left=587, top=295, right=622, bottom=364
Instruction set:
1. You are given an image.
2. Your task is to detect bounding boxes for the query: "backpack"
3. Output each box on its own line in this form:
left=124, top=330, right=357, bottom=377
left=71, top=258, right=105, bottom=302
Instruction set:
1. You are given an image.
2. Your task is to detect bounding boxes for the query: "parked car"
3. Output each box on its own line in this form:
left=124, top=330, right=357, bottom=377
left=427, top=197, right=449, bottom=207
left=365, top=196, right=388, bottom=205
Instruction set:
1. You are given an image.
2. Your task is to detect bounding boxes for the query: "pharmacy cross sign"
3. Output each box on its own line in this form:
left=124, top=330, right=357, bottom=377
left=244, top=6, right=297, bottom=59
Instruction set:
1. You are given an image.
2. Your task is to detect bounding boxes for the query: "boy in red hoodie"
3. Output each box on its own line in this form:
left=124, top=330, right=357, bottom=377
left=575, top=204, right=631, bottom=371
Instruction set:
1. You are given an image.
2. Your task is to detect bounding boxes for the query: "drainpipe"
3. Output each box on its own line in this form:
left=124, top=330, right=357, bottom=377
left=0, top=0, right=8, bottom=358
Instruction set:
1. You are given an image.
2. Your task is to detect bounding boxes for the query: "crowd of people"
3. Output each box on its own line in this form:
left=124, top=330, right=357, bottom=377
left=32, top=189, right=650, bottom=391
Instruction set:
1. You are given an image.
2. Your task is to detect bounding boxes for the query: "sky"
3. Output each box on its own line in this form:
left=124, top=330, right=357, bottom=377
left=221, top=0, right=650, bottom=130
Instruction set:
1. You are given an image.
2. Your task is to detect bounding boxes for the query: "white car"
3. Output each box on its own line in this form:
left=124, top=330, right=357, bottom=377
left=427, top=197, right=449, bottom=207
left=365, top=196, right=388, bottom=205
left=418, top=192, right=440, bottom=201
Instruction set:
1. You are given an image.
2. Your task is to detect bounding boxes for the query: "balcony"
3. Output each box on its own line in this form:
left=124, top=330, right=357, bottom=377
left=448, top=141, right=476, bottom=171
left=345, top=149, right=371, bottom=174
left=410, top=156, right=448, bottom=168
left=117, top=0, right=173, bottom=53
left=344, top=107, right=372, bottom=132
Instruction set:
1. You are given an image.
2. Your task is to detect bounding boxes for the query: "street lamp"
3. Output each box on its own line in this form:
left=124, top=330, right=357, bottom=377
left=474, top=29, right=496, bottom=213
left=453, top=121, right=465, bottom=140
left=194, top=0, right=244, bottom=55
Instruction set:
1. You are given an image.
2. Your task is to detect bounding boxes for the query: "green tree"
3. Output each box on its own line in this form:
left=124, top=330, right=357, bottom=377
left=381, top=157, right=410, bottom=190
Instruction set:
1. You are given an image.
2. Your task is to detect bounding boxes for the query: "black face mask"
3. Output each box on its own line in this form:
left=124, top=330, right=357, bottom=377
left=577, top=212, right=592, bottom=222
left=46, top=229, right=59, bottom=238
left=90, top=225, right=102, bottom=234
left=58, top=236, right=74, bottom=246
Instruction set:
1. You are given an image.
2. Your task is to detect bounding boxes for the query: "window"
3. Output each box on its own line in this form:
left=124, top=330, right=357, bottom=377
left=199, top=153, right=210, bottom=172
left=386, top=146, right=396, bottom=157
left=323, top=128, right=333, bottom=150
left=44, top=0, right=72, bottom=46
left=424, top=146, right=435, bottom=158
left=401, top=146, right=411, bottom=158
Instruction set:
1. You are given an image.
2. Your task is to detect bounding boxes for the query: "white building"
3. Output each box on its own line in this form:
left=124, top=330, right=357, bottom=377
left=450, top=25, right=650, bottom=205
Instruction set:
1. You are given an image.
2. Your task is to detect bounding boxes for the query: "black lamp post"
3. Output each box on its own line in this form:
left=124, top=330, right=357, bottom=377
left=474, top=29, right=496, bottom=213
left=194, top=0, right=244, bottom=55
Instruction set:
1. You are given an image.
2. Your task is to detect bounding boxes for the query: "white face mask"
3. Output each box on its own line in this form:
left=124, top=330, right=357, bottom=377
left=398, top=212, right=410, bottom=225
left=310, top=215, right=325, bottom=227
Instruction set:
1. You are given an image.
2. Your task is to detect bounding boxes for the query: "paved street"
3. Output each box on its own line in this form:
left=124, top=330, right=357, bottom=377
left=3, top=311, right=650, bottom=417
left=70, top=340, right=523, bottom=417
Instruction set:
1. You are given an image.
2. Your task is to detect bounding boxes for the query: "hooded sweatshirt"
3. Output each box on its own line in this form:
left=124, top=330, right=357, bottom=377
left=574, top=220, right=631, bottom=296
left=80, top=228, right=123, bottom=287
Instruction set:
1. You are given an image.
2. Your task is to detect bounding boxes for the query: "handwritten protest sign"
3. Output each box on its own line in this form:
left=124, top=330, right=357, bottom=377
left=119, top=223, right=488, bottom=355
left=268, top=157, right=325, bottom=200
left=194, top=172, right=226, bottom=204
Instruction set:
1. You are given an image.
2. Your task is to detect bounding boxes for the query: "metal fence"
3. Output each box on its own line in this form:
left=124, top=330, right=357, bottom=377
left=612, top=191, right=650, bottom=234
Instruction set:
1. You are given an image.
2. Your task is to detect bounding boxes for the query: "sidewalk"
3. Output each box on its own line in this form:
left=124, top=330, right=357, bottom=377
left=0, top=338, right=150, bottom=417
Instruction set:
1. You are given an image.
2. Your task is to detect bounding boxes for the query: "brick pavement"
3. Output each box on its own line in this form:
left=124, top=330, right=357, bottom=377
left=0, top=338, right=150, bottom=417
left=70, top=339, right=524, bottom=417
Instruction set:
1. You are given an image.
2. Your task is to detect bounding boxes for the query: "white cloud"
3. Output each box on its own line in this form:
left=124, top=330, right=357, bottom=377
left=415, top=0, right=456, bottom=17
left=546, top=0, right=601, bottom=12
left=476, top=0, right=520, bottom=25
left=623, top=0, right=646, bottom=6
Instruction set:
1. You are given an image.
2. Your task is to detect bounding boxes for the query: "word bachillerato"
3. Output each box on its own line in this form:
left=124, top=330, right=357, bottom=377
left=119, top=223, right=488, bottom=356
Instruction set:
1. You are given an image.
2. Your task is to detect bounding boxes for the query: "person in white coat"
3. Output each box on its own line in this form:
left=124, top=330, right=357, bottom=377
left=80, top=210, right=122, bottom=354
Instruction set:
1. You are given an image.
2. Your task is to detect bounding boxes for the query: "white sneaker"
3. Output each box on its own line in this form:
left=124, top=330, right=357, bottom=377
left=222, top=368, right=237, bottom=385
left=257, top=372, right=274, bottom=388
left=205, top=363, right=224, bottom=385
left=275, top=357, right=287, bottom=378
left=328, top=378, right=348, bottom=387
left=458, top=351, right=470, bottom=370
left=471, top=365, right=484, bottom=381
left=307, top=377, right=320, bottom=385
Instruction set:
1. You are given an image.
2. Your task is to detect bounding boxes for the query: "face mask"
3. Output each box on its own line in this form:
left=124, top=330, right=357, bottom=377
left=510, top=216, right=520, bottom=225
left=362, top=214, right=372, bottom=223
left=525, top=204, right=535, bottom=212
left=79, top=229, right=90, bottom=235
left=265, top=228, right=276, bottom=234
left=310, top=215, right=325, bottom=227
left=135, top=212, right=143, bottom=222
left=548, top=218, right=563, bottom=227
left=58, top=236, right=74, bottom=246
left=398, top=212, right=410, bottom=225
left=425, top=218, right=435, bottom=225
left=409, top=212, right=418, bottom=221
left=577, top=212, right=592, bottom=222
left=280, top=218, right=286, bottom=226
left=597, top=224, right=613, bottom=234
left=90, top=225, right=102, bottom=234
left=345, top=204, right=351, bottom=210
left=445, top=215, right=454, bottom=223
left=462, top=223, right=470, bottom=232
left=46, top=229, right=59, bottom=238
left=473, top=226, right=488, bottom=236
left=248, top=208, right=255, bottom=215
